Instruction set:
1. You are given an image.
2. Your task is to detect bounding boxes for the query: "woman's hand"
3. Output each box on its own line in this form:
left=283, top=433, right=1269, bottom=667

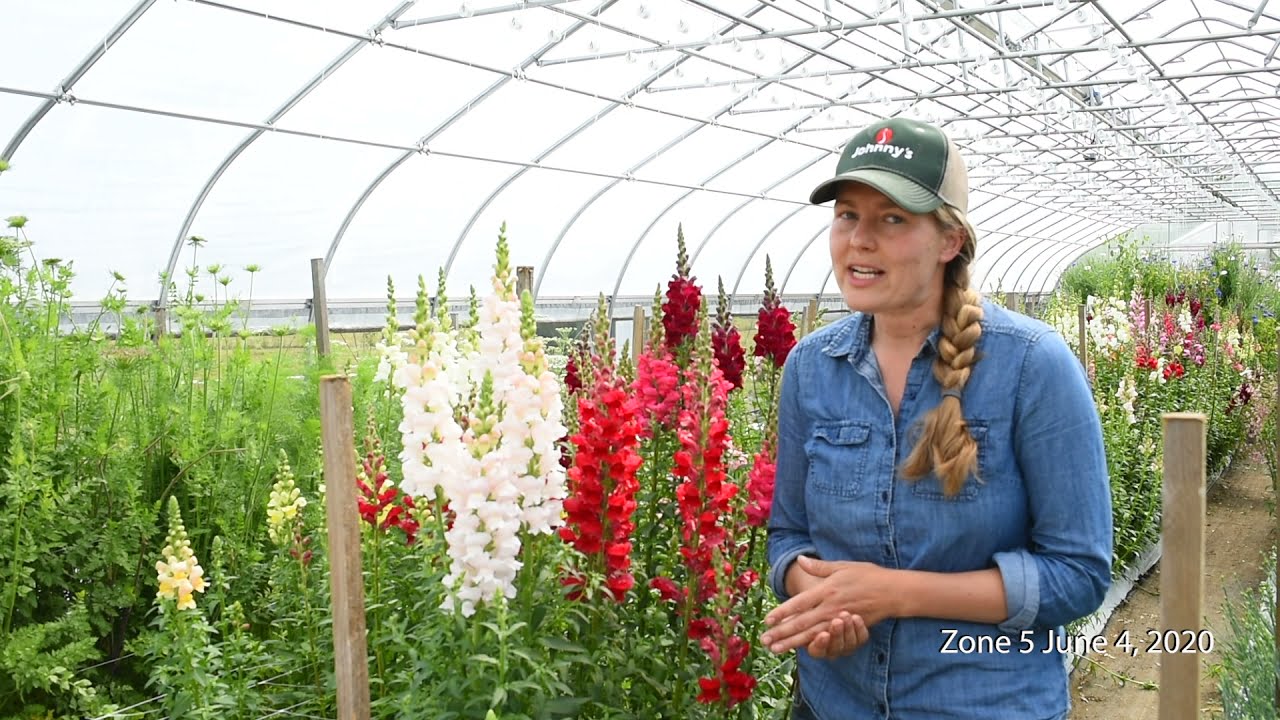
left=761, top=556, right=902, bottom=655
left=804, top=611, right=869, bottom=659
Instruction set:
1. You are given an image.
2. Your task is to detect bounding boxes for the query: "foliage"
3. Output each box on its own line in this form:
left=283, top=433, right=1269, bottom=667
left=1214, top=551, right=1277, bottom=720
left=0, top=206, right=1273, bottom=718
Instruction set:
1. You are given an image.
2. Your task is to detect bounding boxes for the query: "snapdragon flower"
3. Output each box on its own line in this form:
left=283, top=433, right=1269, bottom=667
left=155, top=496, right=207, bottom=611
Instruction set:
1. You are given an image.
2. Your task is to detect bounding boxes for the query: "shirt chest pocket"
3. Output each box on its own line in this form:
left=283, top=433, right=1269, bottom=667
left=805, top=421, right=873, bottom=498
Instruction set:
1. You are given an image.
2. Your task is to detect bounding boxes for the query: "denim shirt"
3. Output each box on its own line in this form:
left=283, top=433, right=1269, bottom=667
left=767, top=301, right=1112, bottom=720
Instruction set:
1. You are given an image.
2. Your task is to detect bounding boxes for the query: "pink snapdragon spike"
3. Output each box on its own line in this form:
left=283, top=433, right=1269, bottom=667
left=650, top=316, right=759, bottom=707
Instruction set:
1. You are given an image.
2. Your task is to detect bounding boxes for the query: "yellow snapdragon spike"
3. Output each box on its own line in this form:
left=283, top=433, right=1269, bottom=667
left=156, top=497, right=208, bottom=611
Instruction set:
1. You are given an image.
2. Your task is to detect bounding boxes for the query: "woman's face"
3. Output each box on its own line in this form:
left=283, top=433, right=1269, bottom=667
left=828, top=182, right=963, bottom=318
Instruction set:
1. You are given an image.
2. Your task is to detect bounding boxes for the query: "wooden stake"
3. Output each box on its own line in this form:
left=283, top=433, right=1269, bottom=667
left=311, top=258, right=331, bottom=358
left=516, top=266, right=534, bottom=298
left=632, top=305, right=645, bottom=363
left=154, top=305, right=167, bottom=344
left=1159, top=412, right=1207, bottom=720
left=1077, top=304, right=1089, bottom=369
left=805, top=298, right=819, bottom=335
left=320, top=377, right=371, bottom=720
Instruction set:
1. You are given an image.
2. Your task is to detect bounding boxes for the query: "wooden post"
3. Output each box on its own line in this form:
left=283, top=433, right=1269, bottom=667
left=154, top=304, right=167, bottom=344
left=311, top=258, right=331, bottom=358
left=320, top=376, right=371, bottom=720
left=1144, top=297, right=1153, bottom=333
left=805, top=298, right=819, bottom=335
left=1159, top=413, right=1207, bottom=720
left=631, top=305, right=645, bottom=363
left=1077, top=303, right=1089, bottom=369
left=516, top=266, right=534, bottom=298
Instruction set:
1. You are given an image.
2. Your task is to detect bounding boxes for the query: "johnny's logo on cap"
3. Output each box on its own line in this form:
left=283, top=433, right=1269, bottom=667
left=849, top=128, right=915, bottom=161
left=807, top=117, right=971, bottom=215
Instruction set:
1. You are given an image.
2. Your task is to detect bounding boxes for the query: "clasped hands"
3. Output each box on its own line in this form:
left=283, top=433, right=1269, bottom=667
left=760, top=556, right=899, bottom=660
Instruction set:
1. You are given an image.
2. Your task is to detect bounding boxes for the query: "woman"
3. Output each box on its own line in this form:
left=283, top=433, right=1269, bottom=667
left=761, top=118, right=1112, bottom=719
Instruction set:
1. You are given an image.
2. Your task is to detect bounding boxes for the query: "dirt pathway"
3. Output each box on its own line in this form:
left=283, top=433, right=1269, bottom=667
left=1069, top=454, right=1276, bottom=719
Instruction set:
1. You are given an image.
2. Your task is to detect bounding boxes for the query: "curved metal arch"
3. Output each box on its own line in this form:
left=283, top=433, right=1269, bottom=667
left=586, top=27, right=884, bottom=300
left=529, top=11, right=793, bottom=298
left=1028, top=231, right=1117, bottom=295
left=1009, top=223, right=1109, bottom=294
left=1000, top=208, right=1074, bottom=240
left=161, top=1, right=416, bottom=304
left=1022, top=223, right=1121, bottom=294
left=339, top=1, right=620, bottom=289
left=605, top=8, right=985, bottom=301
left=978, top=218, right=1084, bottom=290
left=1017, top=240, right=1088, bottom=297
left=978, top=215, right=1084, bottom=286
left=779, top=222, right=830, bottom=296
left=688, top=153, right=826, bottom=266
left=988, top=236, right=1062, bottom=293
left=728, top=206, right=808, bottom=298
left=1156, top=16, right=1249, bottom=37
left=1, top=0, right=157, bottom=164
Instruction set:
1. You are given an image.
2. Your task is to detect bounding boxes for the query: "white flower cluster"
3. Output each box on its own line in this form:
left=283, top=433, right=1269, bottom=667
left=1086, top=295, right=1132, bottom=358
left=374, top=331, right=411, bottom=383
left=1113, top=374, right=1138, bottom=425
left=394, top=250, right=566, bottom=617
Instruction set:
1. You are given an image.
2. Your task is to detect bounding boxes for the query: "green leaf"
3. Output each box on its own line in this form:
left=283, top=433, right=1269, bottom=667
left=544, top=697, right=590, bottom=717
left=540, top=637, right=586, bottom=653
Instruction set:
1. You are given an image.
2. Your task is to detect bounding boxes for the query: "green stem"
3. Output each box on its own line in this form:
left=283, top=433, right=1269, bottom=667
left=372, top=527, right=385, bottom=693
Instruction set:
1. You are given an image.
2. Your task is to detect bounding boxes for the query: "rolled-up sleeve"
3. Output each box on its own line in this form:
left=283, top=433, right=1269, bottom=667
left=997, top=329, right=1113, bottom=632
left=767, top=345, right=818, bottom=601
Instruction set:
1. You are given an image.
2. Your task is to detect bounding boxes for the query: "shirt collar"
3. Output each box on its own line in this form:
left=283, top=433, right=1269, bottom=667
left=821, top=311, right=943, bottom=361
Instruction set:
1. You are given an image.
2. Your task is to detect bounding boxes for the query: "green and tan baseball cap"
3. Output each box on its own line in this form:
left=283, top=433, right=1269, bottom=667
left=809, top=118, right=970, bottom=214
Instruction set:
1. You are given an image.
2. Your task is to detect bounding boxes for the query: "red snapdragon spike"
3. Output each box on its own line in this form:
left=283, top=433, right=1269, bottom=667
left=663, top=276, right=702, bottom=351
left=745, top=448, right=776, bottom=527
left=1189, top=298, right=1202, bottom=316
left=754, top=305, right=797, bottom=368
left=633, top=351, right=681, bottom=436
left=711, top=323, right=746, bottom=390
left=561, top=365, right=643, bottom=603
left=649, top=576, right=684, bottom=603
left=1165, top=292, right=1176, bottom=307
left=564, top=353, right=582, bottom=394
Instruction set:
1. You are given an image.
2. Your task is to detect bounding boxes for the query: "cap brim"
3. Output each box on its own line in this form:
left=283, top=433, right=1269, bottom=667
left=809, top=168, right=944, bottom=214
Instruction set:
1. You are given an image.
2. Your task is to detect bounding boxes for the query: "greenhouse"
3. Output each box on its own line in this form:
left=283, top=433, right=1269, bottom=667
left=1, top=0, right=1278, bottom=718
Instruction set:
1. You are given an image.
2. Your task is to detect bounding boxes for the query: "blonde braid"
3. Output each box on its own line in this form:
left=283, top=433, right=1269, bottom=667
left=901, top=208, right=983, bottom=497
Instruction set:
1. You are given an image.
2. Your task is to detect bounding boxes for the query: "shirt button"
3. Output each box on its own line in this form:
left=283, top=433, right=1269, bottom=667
left=878, top=702, right=888, bottom=715
left=883, top=544, right=892, bottom=555
left=880, top=490, right=889, bottom=502
left=877, top=652, right=887, bottom=664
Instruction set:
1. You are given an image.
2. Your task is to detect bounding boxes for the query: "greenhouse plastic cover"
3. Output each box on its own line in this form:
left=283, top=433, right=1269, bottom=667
left=2, top=0, right=1278, bottom=309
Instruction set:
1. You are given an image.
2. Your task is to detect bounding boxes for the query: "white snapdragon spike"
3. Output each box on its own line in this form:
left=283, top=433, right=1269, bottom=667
left=399, top=231, right=569, bottom=616
left=1114, top=374, right=1138, bottom=425
left=1087, top=297, right=1131, bottom=358
left=396, top=330, right=464, bottom=499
